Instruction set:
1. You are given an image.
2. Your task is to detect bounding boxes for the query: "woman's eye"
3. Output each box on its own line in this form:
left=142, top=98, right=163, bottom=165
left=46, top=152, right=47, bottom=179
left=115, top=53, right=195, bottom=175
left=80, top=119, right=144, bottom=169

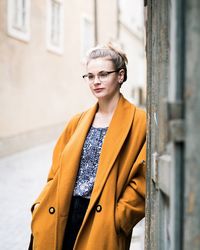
left=88, top=75, right=94, bottom=80
left=99, top=72, right=108, bottom=77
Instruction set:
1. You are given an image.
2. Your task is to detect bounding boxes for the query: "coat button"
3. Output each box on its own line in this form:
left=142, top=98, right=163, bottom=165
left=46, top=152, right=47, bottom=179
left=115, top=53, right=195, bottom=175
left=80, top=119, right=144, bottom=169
left=96, top=204, right=102, bottom=212
left=49, top=207, right=55, bottom=214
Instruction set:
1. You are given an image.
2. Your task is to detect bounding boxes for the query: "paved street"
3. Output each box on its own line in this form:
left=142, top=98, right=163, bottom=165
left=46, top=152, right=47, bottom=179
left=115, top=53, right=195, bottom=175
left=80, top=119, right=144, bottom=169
left=0, top=142, right=144, bottom=250
left=0, top=142, right=55, bottom=250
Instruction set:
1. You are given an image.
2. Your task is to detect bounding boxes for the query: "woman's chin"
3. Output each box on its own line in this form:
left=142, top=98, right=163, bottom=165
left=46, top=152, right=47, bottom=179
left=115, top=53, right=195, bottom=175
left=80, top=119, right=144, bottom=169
left=93, top=92, right=107, bottom=99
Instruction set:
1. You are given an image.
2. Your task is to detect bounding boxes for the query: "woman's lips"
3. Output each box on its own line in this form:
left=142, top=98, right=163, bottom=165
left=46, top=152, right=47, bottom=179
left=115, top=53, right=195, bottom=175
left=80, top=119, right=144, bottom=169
left=93, top=88, right=104, bottom=92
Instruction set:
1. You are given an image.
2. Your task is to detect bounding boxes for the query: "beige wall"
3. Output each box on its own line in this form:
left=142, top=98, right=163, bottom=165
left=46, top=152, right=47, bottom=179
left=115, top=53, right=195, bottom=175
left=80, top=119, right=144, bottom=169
left=0, top=1, right=94, bottom=138
left=97, top=0, right=118, bottom=43
left=0, top=0, right=145, bottom=157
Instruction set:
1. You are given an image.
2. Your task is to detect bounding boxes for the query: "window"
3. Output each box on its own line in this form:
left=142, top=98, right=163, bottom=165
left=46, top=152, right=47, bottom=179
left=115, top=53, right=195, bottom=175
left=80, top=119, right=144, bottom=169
left=46, top=0, right=64, bottom=55
left=80, top=15, right=94, bottom=60
left=7, top=0, right=31, bottom=41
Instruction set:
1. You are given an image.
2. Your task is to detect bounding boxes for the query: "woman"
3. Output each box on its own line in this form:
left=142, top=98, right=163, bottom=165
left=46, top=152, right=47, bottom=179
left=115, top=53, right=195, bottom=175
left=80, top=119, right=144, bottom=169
left=29, top=43, right=146, bottom=250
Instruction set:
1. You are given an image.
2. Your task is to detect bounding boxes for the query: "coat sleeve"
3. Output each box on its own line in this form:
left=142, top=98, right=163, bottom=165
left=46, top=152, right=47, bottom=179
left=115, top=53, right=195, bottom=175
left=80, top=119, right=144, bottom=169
left=115, top=141, right=146, bottom=236
left=31, top=113, right=83, bottom=212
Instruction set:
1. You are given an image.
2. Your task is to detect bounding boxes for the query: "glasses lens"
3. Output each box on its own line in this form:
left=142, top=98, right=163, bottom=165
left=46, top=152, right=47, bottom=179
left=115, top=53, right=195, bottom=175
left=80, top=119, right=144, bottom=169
left=83, top=71, right=116, bottom=83
left=88, top=74, right=95, bottom=82
left=98, top=72, right=109, bottom=82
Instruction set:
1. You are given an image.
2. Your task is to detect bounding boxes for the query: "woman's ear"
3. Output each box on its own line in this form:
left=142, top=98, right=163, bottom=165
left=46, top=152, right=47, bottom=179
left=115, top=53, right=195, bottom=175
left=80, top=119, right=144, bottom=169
left=118, top=69, right=125, bottom=83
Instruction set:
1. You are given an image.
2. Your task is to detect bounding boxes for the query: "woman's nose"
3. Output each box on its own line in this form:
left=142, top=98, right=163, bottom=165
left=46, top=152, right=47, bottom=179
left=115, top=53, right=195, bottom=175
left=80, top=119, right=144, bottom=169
left=93, top=75, right=101, bottom=85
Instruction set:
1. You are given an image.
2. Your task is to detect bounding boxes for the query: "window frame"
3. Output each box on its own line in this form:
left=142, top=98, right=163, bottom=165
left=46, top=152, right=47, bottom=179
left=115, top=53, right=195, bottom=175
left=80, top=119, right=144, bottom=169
left=46, top=0, right=64, bottom=55
left=7, top=0, right=31, bottom=42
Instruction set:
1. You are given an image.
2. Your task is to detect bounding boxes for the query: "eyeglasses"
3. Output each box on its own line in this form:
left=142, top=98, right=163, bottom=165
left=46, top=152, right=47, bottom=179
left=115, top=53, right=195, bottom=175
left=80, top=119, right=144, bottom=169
left=82, top=70, right=119, bottom=83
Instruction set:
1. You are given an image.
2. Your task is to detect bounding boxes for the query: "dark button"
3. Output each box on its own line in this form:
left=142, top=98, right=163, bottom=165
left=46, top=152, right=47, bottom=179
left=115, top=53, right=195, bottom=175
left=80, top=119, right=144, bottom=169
left=96, top=204, right=102, bottom=212
left=49, top=207, right=55, bottom=214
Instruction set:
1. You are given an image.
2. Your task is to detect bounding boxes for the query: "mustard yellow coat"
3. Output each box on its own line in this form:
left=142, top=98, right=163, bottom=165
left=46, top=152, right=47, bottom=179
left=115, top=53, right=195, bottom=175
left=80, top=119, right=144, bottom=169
left=30, top=94, right=146, bottom=250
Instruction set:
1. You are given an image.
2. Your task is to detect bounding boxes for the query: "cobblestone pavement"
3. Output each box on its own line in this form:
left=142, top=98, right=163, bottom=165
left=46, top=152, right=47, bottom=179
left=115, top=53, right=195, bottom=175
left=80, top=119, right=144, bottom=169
left=0, top=142, right=144, bottom=250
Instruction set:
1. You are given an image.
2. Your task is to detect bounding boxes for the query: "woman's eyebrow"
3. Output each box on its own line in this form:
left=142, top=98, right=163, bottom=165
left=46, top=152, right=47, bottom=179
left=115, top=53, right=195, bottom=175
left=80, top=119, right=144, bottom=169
left=87, top=70, right=107, bottom=74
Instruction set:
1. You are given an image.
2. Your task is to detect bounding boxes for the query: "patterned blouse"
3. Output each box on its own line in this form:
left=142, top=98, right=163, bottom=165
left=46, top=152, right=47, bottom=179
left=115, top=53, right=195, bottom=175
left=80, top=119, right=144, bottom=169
left=73, top=126, right=108, bottom=198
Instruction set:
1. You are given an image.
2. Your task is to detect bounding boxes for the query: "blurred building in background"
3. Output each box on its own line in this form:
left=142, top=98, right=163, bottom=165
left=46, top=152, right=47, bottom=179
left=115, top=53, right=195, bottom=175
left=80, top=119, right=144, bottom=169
left=0, top=0, right=146, bottom=157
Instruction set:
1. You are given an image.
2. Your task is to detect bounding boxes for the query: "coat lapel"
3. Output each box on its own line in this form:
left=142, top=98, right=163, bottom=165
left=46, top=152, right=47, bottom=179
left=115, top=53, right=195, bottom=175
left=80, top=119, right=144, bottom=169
left=58, top=104, right=98, bottom=216
left=83, top=95, right=136, bottom=218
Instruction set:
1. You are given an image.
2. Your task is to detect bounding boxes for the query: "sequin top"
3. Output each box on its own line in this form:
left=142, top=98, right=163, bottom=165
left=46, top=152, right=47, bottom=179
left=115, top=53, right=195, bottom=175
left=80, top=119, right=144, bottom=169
left=73, top=126, right=108, bottom=198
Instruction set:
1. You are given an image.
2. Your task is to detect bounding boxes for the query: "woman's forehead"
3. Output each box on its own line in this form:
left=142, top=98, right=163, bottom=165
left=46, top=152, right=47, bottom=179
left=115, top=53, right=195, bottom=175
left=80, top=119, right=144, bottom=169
left=87, top=57, right=114, bottom=71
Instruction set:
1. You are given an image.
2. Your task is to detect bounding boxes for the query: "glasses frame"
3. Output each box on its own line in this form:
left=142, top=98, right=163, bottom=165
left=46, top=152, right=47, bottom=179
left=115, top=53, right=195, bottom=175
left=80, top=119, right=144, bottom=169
left=82, top=69, right=120, bottom=83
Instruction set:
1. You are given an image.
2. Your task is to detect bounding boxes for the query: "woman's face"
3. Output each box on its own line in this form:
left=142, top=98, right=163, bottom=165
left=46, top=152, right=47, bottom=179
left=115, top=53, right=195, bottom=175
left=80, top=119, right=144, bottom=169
left=86, top=57, right=123, bottom=101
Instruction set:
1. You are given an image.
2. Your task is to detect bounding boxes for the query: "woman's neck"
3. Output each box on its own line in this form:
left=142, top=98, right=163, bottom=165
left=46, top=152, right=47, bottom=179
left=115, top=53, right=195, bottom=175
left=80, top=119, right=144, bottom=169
left=98, top=93, right=120, bottom=115
left=92, top=93, right=120, bottom=128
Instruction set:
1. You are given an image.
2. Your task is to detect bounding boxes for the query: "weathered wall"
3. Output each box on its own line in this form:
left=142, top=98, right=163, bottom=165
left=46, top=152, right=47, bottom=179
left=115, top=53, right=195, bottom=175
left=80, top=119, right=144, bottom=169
left=145, top=0, right=200, bottom=249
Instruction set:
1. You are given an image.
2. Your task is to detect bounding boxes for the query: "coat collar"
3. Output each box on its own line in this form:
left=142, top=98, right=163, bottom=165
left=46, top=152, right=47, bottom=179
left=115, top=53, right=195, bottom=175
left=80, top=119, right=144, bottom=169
left=86, top=94, right=136, bottom=208
left=58, top=94, right=136, bottom=216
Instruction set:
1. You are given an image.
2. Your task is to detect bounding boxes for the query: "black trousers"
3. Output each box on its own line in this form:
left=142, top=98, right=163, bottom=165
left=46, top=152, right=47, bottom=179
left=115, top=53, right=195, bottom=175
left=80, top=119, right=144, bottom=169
left=62, top=196, right=90, bottom=250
